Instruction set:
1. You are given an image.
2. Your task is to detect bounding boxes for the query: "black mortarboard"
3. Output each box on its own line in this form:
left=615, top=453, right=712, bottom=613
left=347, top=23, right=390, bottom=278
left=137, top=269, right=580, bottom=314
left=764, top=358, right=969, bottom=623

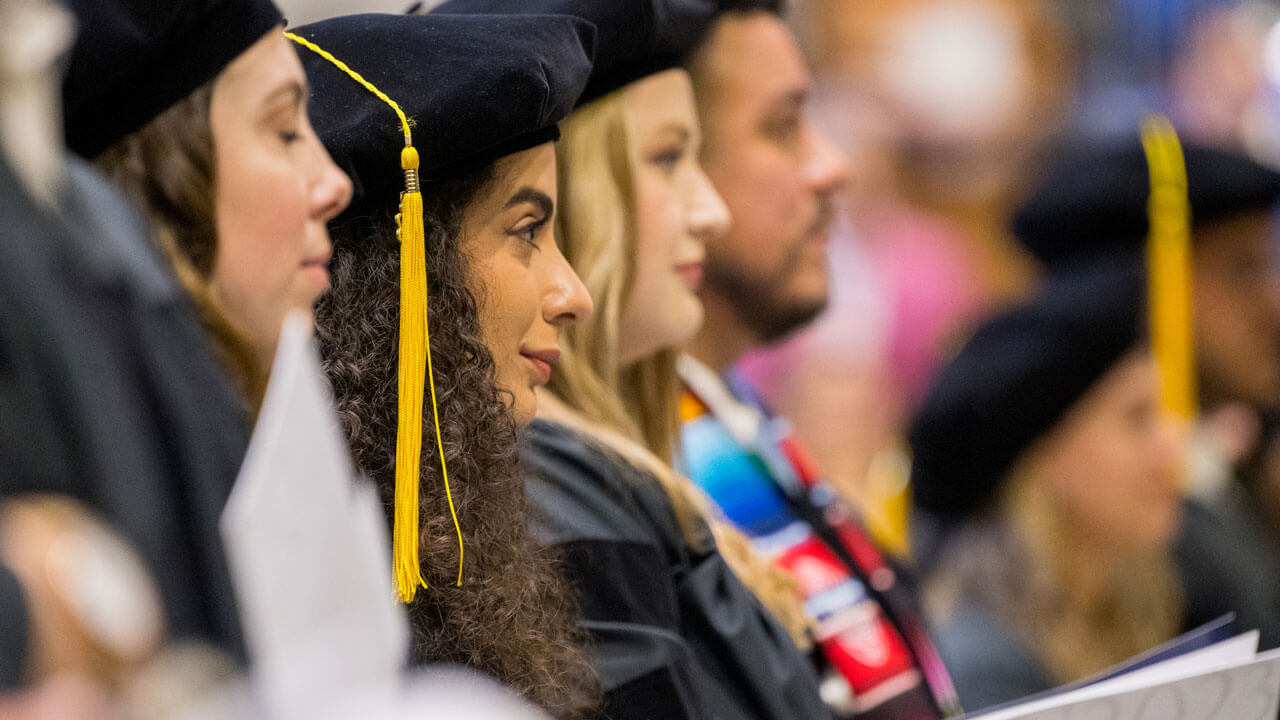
left=431, top=0, right=720, bottom=105
left=291, top=12, right=595, bottom=214
left=1014, top=138, right=1280, bottom=269
left=62, top=0, right=284, bottom=158
left=909, top=259, right=1146, bottom=519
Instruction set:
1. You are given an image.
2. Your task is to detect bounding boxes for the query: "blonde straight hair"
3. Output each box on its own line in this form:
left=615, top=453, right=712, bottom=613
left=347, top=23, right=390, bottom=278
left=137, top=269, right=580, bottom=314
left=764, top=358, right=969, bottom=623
left=547, top=91, right=682, bottom=462
left=546, top=85, right=811, bottom=648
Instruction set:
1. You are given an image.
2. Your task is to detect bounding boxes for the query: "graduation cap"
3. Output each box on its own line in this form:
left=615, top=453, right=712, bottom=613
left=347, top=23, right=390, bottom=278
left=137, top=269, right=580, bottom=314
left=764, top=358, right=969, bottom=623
left=288, top=13, right=594, bottom=602
left=62, top=0, right=284, bottom=158
left=1018, top=119, right=1280, bottom=423
left=908, top=259, right=1146, bottom=519
left=430, top=0, right=722, bottom=105
left=1013, top=135, right=1280, bottom=271
left=292, top=13, right=595, bottom=213
left=915, top=117, right=1211, bottom=519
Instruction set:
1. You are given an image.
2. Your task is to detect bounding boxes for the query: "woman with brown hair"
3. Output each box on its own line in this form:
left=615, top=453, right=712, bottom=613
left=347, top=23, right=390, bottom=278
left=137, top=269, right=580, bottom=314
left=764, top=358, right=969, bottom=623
left=909, top=261, right=1185, bottom=712
left=78, top=0, right=353, bottom=409
left=290, top=12, right=599, bottom=717
left=432, top=1, right=830, bottom=718
left=45, top=0, right=347, bottom=663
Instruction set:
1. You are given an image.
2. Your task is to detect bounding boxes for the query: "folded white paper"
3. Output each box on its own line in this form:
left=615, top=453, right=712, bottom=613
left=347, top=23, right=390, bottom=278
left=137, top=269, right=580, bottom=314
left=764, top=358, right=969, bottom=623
left=221, top=313, right=408, bottom=719
left=973, top=635, right=1280, bottom=720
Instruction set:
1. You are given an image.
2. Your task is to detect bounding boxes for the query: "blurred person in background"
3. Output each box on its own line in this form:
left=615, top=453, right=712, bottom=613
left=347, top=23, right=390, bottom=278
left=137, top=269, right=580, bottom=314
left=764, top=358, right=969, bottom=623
left=677, top=2, right=962, bottom=718
left=798, top=0, right=1069, bottom=304
left=1062, top=0, right=1280, bottom=151
left=1168, top=1, right=1280, bottom=151
left=1014, top=136, right=1280, bottom=650
left=1156, top=0, right=1280, bottom=616
left=910, top=262, right=1184, bottom=712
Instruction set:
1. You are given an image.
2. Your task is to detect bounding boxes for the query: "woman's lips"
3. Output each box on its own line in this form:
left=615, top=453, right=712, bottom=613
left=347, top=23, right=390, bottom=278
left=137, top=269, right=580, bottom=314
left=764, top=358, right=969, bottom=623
left=301, top=248, right=333, bottom=291
left=301, top=262, right=331, bottom=291
left=521, top=348, right=560, bottom=385
left=674, top=261, right=703, bottom=289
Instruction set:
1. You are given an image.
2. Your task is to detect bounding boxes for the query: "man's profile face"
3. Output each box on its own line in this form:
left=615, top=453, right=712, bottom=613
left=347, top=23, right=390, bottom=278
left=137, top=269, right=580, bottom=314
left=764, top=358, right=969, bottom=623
left=688, top=11, right=849, bottom=342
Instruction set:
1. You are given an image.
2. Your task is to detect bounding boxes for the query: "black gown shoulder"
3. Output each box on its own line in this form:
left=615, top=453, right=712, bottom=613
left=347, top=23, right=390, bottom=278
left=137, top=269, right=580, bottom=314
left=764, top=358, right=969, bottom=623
left=522, top=419, right=832, bottom=720
left=0, top=156, right=250, bottom=660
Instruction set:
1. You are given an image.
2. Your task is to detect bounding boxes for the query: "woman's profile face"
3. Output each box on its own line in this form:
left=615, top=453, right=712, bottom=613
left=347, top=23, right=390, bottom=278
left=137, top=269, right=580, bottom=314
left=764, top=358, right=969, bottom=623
left=463, top=143, right=593, bottom=425
left=209, top=29, right=352, bottom=369
left=617, top=68, right=730, bottom=365
left=1031, top=351, right=1183, bottom=555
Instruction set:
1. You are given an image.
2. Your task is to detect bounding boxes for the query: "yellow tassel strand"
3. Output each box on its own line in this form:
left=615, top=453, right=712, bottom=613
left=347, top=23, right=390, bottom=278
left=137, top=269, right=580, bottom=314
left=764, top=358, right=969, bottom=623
left=1141, top=114, right=1197, bottom=422
left=286, top=32, right=465, bottom=601
left=400, top=146, right=465, bottom=590
left=395, top=148, right=429, bottom=600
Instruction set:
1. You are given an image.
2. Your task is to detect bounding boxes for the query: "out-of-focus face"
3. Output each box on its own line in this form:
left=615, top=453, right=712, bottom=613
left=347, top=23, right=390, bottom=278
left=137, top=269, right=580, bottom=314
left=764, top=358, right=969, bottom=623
left=464, top=143, right=593, bottom=425
left=210, top=29, right=352, bottom=369
left=687, top=12, right=849, bottom=343
left=617, top=68, right=730, bottom=365
left=1031, top=352, right=1183, bottom=555
left=1193, top=211, right=1280, bottom=408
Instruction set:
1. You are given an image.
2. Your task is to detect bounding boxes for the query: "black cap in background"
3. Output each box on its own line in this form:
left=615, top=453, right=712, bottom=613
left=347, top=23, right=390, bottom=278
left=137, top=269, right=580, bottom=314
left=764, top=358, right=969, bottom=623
left=1014, top=138, right=1280, bottom=270
left=909, top=259, right=1146, bottom=519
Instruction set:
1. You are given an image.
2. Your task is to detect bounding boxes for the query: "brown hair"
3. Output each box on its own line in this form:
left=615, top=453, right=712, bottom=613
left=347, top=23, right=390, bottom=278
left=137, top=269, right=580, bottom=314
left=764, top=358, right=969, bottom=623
left=95, top=82, right=266, bottom=410
left=316, top=165, right=600, bottom=717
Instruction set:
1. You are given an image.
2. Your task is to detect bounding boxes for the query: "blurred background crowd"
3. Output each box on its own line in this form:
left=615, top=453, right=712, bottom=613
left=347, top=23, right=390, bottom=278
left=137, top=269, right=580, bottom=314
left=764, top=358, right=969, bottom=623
left=741, top=0, right=1280, bottom=555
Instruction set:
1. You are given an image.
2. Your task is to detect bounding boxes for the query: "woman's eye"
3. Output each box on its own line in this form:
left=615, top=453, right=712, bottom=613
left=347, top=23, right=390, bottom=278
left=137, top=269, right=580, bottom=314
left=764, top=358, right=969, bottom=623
left=512, top=219, right=546, bottom=250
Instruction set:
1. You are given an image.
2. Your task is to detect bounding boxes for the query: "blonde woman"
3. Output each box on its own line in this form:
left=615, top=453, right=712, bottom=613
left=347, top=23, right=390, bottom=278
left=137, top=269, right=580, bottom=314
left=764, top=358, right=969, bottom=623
left=525, top=63, right=833, bottom=720
left=910, top=262, right=1184, bottom=712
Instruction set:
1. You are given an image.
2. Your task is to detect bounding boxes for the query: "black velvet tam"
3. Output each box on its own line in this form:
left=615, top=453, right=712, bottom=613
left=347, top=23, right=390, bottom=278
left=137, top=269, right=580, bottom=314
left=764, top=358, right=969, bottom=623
left=909, top=259, right=1145, bottom=519
left=290, top=12, right=594, bottom=216
left=431, top=0, right=721, bottom=105
left=1014, top=137, right=1280, bottom=270
left=62, top=0, right=283, bottom=159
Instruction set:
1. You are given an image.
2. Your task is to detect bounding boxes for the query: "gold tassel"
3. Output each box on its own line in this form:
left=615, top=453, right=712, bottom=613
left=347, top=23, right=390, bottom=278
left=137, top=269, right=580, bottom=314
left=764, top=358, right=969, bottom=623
left=395, top=145, right=429, bottom=601
left=1141, top=114, right=1197, bottom=422
left=287, top=32, right=465, bottom=603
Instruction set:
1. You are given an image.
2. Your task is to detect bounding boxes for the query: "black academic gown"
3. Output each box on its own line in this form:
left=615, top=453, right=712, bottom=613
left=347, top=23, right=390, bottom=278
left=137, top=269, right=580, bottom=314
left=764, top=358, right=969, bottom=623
left=0, top=155, right=250, bottom=661
left=1176, top=497, right=1280, bottom=650
left=522, top=419, right=833, bottom=720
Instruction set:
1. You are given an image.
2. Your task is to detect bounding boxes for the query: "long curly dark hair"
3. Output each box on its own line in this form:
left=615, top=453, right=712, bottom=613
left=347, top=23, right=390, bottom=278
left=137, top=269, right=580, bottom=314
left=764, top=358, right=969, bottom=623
left=315, top=164, right=600, bottom=717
